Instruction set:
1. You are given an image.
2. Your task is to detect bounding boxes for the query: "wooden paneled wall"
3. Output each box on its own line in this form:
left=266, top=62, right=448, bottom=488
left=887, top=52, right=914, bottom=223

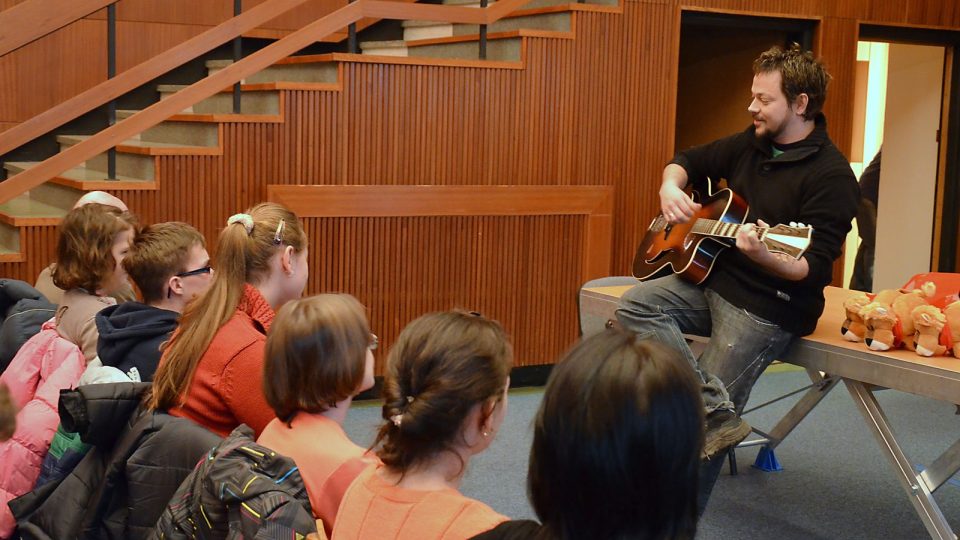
left=268, top=184, right=612, bottom=372
left=3, top=0, right=960, bottom=365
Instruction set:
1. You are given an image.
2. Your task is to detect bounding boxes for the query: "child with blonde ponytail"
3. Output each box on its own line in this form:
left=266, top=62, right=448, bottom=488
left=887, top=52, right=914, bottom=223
left=149, top=203, right=309, bottom=437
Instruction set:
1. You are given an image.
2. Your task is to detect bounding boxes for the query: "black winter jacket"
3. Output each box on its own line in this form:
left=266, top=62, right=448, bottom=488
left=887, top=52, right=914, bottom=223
left=0, top=279, right=55, bottom=374
left=152, top=425, right=317, bottom=540
left=10, top=383, right=221, bottom=540
left=671, top=114, right=859, bottom=335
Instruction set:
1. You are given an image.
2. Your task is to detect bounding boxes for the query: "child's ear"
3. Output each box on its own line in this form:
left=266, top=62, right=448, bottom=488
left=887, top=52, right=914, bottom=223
left=167, top=275, right=183, bottom=298
left=280, top=245, right=296, bottom=275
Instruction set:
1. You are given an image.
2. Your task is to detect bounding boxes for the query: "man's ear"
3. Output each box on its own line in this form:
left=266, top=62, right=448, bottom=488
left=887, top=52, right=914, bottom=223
left=793, top=93, right=810, bottom=116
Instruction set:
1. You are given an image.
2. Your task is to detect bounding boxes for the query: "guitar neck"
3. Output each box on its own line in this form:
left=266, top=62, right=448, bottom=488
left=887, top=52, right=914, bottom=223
left=689, top=218, right=757, bottom=240
left=654, top=215, right=812, bottom=259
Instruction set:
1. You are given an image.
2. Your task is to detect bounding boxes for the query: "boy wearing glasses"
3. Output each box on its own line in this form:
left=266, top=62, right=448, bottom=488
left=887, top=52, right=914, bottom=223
left=93, top=222, right=212, bottom=382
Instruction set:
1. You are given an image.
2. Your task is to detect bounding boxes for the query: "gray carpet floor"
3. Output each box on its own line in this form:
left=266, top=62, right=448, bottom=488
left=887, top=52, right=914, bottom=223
left=344, top=368, right=960, bottom=539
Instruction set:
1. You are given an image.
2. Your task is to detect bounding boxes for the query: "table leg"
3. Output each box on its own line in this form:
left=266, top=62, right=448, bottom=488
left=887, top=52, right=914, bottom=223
left=763, top=371, right=840, bottom=450
left=920, top=438, right=960, bottom=493
left=845, top=379, right=957, bottom=540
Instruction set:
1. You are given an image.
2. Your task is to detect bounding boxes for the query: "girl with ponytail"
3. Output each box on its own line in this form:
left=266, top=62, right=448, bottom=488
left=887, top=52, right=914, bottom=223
left=149, top=203, right=308, bottom=437
left=333, top=310, right=513, bottom=540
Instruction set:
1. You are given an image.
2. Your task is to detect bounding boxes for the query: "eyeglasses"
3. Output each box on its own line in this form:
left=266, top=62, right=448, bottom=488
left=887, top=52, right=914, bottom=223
left=167, top=266, right=213, bottom=298
left=273, top=219, right=285, bottom=245
left=175, top=266, right=213, bottom=278
left=369, top=333, right=378, bottom=350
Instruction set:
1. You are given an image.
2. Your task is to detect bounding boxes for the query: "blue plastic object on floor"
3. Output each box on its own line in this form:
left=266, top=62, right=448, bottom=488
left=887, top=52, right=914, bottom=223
left=752, top=446, right=783, bottom=472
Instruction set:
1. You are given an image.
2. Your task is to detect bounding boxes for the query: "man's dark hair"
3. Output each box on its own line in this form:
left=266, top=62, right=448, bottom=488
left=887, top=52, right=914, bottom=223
left=753, top=43, right=831, bottom=120
left=528, top=328, right=704, bottom=540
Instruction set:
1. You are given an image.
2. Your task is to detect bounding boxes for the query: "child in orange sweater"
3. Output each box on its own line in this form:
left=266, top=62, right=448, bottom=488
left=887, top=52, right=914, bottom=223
left=257, top=294, right=379, bottom=537
left=333, top=311, right=513, bottom=540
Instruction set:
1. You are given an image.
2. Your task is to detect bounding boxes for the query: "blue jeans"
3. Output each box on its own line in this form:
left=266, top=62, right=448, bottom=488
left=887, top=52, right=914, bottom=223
left=615, top=275, right=795, bottom=415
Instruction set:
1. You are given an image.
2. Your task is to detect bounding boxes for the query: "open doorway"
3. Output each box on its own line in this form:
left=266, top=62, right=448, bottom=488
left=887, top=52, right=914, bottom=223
left=847, top=25, right=960, bottom=292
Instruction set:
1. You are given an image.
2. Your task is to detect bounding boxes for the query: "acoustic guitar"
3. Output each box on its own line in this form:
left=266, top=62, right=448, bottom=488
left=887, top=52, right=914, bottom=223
left=632, top=187, right=813, bottom=284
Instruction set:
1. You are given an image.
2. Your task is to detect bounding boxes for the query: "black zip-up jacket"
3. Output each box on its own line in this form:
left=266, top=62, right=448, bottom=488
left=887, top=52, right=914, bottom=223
left=671, top=114, right=859, bottom=335
left=10, top=383, right=222, bottom=540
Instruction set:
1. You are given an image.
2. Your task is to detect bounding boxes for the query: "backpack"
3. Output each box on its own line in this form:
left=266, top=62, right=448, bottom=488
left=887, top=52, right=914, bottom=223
left=152, top=424, right=317, bottom=540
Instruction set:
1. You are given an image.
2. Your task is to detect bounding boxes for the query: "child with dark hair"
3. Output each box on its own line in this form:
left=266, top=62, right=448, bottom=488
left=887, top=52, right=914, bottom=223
left=333, top=311, right=513, bottom=540
left=257, top=294, right=378, bottom=537
left=472, top=328, right=704, bottom=540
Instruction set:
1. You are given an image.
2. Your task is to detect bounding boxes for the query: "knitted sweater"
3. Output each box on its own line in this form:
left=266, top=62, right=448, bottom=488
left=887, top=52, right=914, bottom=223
left=167, top=284, right=276, bottom=437
left=671, top=114, right=859, bottom=335
left=333, top=466, right=506, bottom=540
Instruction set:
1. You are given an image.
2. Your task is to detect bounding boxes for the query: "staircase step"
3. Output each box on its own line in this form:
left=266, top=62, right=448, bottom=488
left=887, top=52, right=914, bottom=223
left=411, top=36, right=523, bottom=61
left=116, top=110, right=220, bottom=147
left=403, top=11, right=571, bottom=41
left=365, top=27, right=573, bottom=61
left=0, top=194, right=69, bottom=226
left=158, top=84, right=281, bottom=115
left=205, top=58, right=339, bottom=84
left=441, top=0, right=498, bottom=6
left=4, top=161, right=155, bottom=189
left=57, top=135, right=219, bottom=155
left=56, top=136, right=158, bottom=180
left=0, top=222, right=21, bottom=261
left=359, top=40, right=410, bottom=57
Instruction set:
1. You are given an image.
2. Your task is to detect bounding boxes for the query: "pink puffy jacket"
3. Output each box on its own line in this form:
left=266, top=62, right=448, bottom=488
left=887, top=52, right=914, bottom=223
left=0, top=318, right=84, bottom=538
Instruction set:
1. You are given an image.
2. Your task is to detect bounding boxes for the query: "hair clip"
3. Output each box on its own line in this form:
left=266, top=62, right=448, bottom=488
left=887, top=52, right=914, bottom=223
left=227, top=214, right=255, bottom=235
left=406, top=395, right=415, bottom=404
left=390, top=414, right=403, bottom=427
left=273, top=219, right=286, bottom=245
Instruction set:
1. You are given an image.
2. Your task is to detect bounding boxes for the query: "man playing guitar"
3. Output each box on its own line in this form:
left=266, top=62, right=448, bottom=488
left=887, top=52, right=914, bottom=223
left=615, top=44, right=860, bottom=512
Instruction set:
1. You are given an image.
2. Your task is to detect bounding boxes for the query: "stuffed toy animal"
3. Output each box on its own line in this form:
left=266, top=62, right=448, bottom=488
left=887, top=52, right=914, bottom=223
left=891, top=283, right=936, bottom=351
left=861, top=302, right=901, bottom=351
left=841, top=292, right=872, bottom=342
left=944, top=301, right=960, bottom=358
left=911, top=304, right=948, bottom=357
left=873, top=288, right=904, bottom=306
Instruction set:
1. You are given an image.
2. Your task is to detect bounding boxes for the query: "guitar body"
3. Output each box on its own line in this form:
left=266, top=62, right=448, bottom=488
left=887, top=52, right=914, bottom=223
left=632, top=188, right=748, bottom=284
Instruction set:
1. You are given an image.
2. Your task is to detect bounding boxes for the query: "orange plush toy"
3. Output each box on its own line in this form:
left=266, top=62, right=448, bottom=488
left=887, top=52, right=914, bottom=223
left=944, top=301, right=960, bottom=358
left=911, top=304, right=948, bottom=357
left=861, top=302, right=901, bottom=351
left=892, top=283, right=936, bottom=352
left=841, top=292, right=872, bottom=342
left=873, top=288, right=904, bottom=306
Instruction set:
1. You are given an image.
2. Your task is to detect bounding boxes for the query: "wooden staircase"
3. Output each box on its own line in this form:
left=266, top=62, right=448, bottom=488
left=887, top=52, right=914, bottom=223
left=1, top=0, right=622, bottom=268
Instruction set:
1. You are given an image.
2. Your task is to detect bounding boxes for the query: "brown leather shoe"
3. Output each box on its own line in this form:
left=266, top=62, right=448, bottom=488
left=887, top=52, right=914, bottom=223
left=702, top=409, right=751, bottom=460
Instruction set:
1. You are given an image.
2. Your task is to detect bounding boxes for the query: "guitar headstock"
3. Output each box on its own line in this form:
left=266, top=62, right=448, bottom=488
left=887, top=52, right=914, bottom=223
left=760, top=224, right=813, bottom=260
